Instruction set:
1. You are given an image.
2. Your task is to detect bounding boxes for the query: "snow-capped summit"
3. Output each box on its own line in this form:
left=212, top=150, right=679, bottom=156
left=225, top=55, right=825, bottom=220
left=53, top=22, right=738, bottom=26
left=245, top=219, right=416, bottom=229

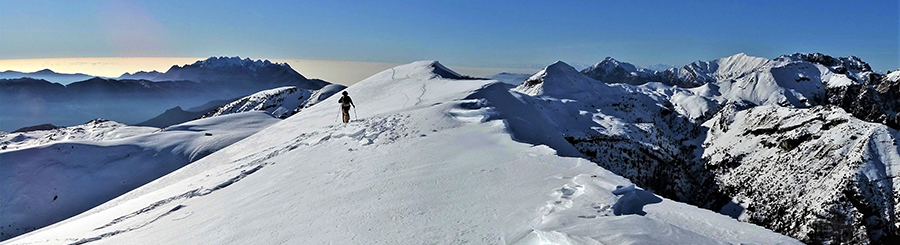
left=581, top=57, right=656, bottom=85
left=514, top=60, right=609, bottom=96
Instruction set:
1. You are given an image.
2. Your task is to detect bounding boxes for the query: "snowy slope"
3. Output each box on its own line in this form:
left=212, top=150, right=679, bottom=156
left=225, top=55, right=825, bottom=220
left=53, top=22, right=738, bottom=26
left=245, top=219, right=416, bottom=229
left=0, top=112, right=280, bottom=241
left=201, top=84, right=346, bottom=119
left=0, top=119, right=157, bottom=152
left=702, top=104, right=900, bottom=243
left=4, top=61, right=797, bottom=244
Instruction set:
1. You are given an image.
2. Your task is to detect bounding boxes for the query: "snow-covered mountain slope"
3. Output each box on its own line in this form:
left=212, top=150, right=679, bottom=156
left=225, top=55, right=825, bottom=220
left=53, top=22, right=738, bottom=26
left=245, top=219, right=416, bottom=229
left=201, top=84, right=346, bottom=119
left=0, top=69, right=96, bottom=85
left=514, top=60, right=900, bottom=243
left=0, top=112, right=280, bottom=241
left=3, top=61, right=798, bottom=244
left=0, top=119, right=157, bottom=152
left=702, top=105, right=900, bottom=243
left=512, top=61, right=720, bottom=207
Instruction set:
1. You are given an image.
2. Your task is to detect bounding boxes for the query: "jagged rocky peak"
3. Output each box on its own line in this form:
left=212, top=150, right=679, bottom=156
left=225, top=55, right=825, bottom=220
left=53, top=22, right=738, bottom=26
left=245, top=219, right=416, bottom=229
left=84, top=118, right=110, bottom=124
left=180, top=56, right=292, bottom=71
left=587, top=57, right=640, bottom=73
left=775, top=53, right=873, bottom=73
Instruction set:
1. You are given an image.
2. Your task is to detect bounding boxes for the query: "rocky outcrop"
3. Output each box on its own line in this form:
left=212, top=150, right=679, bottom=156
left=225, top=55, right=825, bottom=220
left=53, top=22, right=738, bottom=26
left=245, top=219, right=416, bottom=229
left=828, top=71, right=900, bottom=129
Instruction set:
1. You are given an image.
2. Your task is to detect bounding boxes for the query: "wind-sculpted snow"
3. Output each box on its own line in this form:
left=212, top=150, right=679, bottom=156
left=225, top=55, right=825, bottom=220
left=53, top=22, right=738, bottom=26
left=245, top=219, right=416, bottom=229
left=4, top=61, right=797, bottom=245
left=0, top=112, right=279, bottom=241
left=701, top=105, right=900, bottom=243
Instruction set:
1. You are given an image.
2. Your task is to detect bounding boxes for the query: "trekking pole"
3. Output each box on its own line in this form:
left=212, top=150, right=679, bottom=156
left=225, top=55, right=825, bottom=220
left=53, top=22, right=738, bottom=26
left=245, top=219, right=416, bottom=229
left=353, top=107, right=357, bottom=120
left=336, top=107, right=340, bottom=122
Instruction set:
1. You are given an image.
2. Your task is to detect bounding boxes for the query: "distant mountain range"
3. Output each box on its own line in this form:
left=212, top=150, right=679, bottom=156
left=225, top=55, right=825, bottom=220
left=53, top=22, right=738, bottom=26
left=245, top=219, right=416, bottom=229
left=0, top=69, right=97, bottom=84
left=576, top=53, right=897, bottom=128
left=0, top=57, right=334, bottom=131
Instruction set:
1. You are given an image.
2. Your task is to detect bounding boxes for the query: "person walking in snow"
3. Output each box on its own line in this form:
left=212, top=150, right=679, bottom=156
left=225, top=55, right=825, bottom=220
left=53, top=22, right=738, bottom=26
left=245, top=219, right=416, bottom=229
left=338, top=91, right=355, bottom=123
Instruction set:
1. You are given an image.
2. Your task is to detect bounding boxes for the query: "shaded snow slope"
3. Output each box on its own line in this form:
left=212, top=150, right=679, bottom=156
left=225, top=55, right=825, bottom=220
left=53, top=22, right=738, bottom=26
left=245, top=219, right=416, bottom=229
left=0, top=112, right=279, bottom=241
left=4, top=61, right=797, bottom=244
left=702, top=105, right=900, bottom=243
left=0, top=119, right=157, bottom=152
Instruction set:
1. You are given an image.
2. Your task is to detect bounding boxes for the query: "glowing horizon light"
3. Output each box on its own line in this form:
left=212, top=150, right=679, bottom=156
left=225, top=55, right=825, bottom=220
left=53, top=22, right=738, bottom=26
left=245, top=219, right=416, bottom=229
left=0, top=57, right=539, bottom=86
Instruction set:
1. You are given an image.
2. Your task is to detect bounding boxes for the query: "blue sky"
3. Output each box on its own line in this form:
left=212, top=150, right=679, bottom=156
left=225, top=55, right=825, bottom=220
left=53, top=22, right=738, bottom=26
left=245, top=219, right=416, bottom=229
left=1, top=0, right=898, bottom=71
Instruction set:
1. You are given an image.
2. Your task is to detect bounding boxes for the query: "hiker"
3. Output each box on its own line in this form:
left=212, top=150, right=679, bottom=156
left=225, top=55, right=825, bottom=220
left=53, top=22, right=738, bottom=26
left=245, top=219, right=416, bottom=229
left=338, top=91, right=355, bottom=123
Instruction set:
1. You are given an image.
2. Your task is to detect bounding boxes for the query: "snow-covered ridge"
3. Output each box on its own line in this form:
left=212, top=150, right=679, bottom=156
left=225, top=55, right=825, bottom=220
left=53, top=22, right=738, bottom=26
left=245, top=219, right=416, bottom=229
left=4, top=61, right=798, bottom=244
left=0, top=119, right=157, bottom=152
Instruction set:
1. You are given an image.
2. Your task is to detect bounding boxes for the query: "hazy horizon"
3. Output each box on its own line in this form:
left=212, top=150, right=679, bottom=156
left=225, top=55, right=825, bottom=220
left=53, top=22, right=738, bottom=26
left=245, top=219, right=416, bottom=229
left=2, top=1, right=896, bottom=72
left=0, top=57, right=540, bottom=86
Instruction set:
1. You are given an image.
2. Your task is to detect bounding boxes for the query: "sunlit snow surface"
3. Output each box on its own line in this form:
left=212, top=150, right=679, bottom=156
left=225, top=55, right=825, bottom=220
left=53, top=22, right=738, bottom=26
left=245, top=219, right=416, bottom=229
left=4, top=61, right=797, bottom=244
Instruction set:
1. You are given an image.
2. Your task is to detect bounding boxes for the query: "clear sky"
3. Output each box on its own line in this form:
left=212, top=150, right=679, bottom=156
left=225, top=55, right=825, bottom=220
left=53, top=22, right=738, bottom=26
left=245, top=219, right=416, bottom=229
left=1, top=0, right=898, bottom=72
